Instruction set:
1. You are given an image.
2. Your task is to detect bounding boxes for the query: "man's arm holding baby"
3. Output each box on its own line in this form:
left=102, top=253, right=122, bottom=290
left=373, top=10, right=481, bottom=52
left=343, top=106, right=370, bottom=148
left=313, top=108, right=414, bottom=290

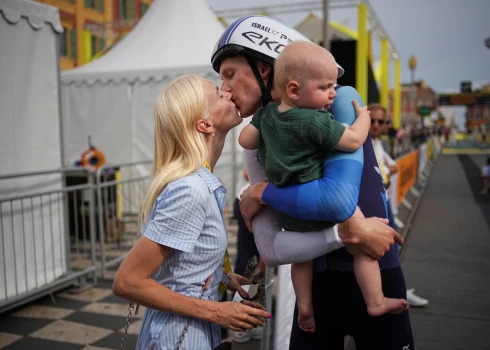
left=242, top=149, right=402, bottom=266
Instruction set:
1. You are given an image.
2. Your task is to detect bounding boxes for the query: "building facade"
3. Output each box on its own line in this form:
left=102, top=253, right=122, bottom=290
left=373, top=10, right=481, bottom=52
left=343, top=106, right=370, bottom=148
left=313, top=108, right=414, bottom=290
left=389, top=80, right=438, bottom=126
left=466, top=105, right=490, bottom=131
left=36, top=0, right=152, bottom=70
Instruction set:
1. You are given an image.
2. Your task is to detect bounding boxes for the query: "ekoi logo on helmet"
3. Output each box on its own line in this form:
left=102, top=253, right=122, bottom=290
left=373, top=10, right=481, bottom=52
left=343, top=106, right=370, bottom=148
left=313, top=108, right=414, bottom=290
left=211, top=15, right=310, bottom=72
left=241, top=31, right=287, bottom=54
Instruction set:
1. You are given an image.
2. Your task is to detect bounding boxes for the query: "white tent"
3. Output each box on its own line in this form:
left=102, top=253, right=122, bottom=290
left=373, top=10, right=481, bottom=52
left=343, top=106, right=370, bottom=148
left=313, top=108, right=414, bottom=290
left=61, top=0, right=245, bottom=204
left=0, top=0, right=66, bottom=303
left=295, top=13, right=354, bottom=44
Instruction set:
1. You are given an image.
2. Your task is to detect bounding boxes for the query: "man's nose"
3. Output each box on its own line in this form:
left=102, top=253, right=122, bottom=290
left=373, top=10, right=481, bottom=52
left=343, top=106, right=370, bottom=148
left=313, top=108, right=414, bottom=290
left=220, top=81, right=231, bottom=93
left=220, top=90, right=232, bottom=99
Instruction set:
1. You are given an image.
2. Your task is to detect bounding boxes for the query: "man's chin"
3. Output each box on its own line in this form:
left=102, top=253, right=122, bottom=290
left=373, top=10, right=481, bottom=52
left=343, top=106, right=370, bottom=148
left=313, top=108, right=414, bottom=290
left=240, top=110, right=253, bottom=118
left=239, top=101, right=263, bottom=118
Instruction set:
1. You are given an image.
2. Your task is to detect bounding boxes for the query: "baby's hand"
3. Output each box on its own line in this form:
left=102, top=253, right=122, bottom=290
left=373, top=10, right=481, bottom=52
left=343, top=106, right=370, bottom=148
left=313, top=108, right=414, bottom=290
left=352, top=100, right=370, bottom=119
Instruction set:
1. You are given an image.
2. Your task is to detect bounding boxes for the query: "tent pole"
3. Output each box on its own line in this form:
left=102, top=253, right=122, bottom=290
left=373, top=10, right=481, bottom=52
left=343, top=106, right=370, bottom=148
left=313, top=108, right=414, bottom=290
left=56, top=33, right=65, bottom=168
left=323, top=0, right=330, bottom=50
left=56, top=30, right=72, bottom=276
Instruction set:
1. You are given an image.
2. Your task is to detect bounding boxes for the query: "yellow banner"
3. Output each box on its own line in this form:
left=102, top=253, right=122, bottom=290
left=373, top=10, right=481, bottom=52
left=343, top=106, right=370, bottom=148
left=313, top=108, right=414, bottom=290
left=396, top=150, right=419, bottom=205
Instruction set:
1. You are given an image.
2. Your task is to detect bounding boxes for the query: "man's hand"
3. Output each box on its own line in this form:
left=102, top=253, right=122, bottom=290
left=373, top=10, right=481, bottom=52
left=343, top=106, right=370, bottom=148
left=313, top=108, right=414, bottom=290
left=338, top=216, right=404, bottom=260
left=239, top=182, right=268, bottom=231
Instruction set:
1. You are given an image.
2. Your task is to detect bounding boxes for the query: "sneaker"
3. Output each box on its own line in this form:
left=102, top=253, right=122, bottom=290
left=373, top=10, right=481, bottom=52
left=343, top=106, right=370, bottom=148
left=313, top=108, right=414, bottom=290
left=233, top=329, right=252, bottom=343
left=406, top=288, right=429, bottom=307
left=250, top=325, right=263, bottom=340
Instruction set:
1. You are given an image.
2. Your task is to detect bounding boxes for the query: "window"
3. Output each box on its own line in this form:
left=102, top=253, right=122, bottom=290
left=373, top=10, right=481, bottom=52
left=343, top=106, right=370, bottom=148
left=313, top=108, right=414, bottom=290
left=90, top=35, right=106, bottom=57
left=70, top=29, right=77, bottom=59
left=141, top=2, right=149, bottom=16
left=85, top=0, right=103, bottom=12
left=402, top=99, right=406, bottom=109
left=482, top=108, right=489, bottom=119
left=61, top=25, right=76, bottom=60
left=118, top=0, right=135, bottom=19
left=91, top=35, right=97, bottom=57
left=99, top=37, right=105, bottom=52
left=60, top=29, right=68, bottom=57
left=85, top=0, right=95, bottom=9
left=119, top=0, right=127, bottom=19
left=474, top=109, right=481, bottom=119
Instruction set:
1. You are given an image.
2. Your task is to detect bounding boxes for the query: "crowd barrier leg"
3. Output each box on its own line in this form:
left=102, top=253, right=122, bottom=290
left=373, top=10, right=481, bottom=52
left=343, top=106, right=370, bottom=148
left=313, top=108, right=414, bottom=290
left=261, top=266, right=275, bottom=350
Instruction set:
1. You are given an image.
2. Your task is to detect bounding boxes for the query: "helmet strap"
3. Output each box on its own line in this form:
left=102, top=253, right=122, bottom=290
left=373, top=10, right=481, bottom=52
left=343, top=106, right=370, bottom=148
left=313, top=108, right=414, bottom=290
left=245, top=55, right=274, bottom=107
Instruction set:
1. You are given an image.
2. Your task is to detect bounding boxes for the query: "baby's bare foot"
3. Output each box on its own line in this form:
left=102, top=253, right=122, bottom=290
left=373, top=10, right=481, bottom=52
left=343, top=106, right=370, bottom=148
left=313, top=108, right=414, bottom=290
left=298, top=304, right=316, bottom=333
left=367, top=297, right=408, bottom=317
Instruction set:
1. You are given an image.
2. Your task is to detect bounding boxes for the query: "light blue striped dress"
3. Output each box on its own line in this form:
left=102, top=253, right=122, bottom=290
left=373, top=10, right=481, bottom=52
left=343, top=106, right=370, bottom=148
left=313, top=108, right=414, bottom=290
left=136, top=166, right=228, bottom=350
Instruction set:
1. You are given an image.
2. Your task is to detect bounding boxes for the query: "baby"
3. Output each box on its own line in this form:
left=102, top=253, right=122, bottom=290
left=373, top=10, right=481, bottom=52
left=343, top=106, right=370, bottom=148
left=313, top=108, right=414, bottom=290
left=239, top=41, right=407, bottom=333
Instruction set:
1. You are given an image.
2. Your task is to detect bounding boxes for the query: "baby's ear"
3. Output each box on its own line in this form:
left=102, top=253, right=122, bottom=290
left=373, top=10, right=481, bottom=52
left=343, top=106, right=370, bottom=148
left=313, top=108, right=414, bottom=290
left=287, top=80, right=300, bottom=101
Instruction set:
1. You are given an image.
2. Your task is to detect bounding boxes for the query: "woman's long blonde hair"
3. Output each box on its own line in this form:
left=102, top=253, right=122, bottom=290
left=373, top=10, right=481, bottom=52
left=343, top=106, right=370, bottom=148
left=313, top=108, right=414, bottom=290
left=139, top=74, right=209, bottom=225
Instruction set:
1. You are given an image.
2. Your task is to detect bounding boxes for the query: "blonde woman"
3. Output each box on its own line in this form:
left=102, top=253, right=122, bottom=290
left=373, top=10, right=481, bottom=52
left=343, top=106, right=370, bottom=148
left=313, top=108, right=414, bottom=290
left=113, top=74, right=271, bottom=350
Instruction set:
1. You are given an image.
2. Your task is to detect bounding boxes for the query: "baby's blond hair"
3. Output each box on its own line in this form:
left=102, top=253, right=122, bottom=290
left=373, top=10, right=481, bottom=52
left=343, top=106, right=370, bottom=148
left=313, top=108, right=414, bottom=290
left=274, top=41, right=336, bottom=98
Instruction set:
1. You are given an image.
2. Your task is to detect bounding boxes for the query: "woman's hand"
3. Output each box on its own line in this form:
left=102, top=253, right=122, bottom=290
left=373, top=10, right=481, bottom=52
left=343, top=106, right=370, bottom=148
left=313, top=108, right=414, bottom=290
left=239, top=182, right=268, bottom=231
left=214, top=301, right=271, bottom=332
left=226, top=273, right=252, bottom=299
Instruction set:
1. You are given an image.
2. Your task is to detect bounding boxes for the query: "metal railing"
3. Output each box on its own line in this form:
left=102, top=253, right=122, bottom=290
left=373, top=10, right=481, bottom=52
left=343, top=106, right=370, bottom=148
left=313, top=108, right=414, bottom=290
left=0, top=162, right=154, bottom=313
left=95, top=161, right=152, bottom=278
left=0, top=168, right=98, bottom=313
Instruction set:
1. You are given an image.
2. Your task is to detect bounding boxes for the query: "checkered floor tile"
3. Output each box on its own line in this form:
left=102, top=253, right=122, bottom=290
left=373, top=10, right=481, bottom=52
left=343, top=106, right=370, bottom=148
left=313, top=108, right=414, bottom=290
left=0, top=222, right=240, bottom=349
left=0, top=280, right=140, bottom=349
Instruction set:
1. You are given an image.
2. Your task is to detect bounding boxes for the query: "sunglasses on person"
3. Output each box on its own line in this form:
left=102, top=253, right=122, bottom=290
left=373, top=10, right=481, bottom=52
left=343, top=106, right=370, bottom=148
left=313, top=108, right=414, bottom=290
left=371, top=119, right=386, bottom=125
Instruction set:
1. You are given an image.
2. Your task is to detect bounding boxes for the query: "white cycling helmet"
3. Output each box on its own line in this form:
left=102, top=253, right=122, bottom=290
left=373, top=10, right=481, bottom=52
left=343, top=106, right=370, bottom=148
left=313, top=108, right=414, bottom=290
left=211, top=15, right=345, bottom=106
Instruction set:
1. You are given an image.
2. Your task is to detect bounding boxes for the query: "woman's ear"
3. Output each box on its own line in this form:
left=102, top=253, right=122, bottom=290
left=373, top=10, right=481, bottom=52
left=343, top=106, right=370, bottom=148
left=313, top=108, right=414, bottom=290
left=196, top=118, right=214, bottom=135
left=286, top=81, right=300, bottom=101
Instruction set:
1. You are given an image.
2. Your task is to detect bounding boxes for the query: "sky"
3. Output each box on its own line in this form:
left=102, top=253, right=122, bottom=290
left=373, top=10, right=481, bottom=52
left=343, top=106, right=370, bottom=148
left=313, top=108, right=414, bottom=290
left=207, top=0, right=490, bottom=127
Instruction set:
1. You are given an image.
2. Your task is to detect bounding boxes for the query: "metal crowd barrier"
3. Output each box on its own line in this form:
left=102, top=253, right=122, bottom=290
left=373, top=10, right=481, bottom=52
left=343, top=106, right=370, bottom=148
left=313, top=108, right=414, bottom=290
left=0, top=168, right=97, bottom=313
left=0, top=161, right=154, bottom=313
left=95, top=161, right=152, bottom=278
